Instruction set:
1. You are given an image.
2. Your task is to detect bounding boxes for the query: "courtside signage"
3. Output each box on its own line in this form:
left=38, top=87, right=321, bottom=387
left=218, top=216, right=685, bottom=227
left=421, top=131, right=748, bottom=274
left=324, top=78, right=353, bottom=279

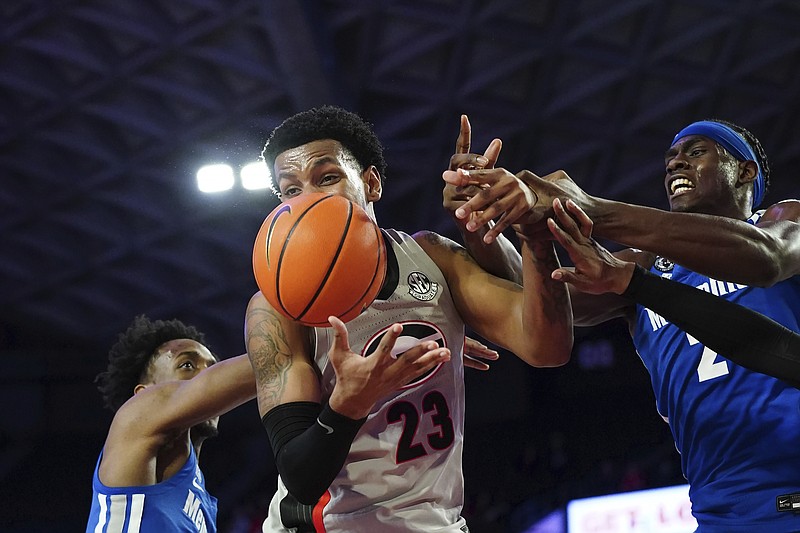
left=567, top=484, right=696, bottom=533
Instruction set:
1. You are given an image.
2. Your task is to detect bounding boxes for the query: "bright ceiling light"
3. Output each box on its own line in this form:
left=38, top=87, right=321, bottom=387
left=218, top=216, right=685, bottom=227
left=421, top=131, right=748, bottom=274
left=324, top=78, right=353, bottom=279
left=197, top=164, right=234, bottom=193
left=241, top=161, right=271, bottom=190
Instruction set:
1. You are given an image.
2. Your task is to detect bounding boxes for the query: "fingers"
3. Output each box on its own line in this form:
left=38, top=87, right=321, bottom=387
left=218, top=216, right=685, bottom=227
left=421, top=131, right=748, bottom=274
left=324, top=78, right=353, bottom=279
left=546, top=216, right=577, bottom=252
left=463, top=337, right=500, bottom=360
left=389, top=341, right=451, bottom=386
left=412, top=346, right=451, bottom=369
left=450, top=116, right=501, bottom=171
left=467, top=189, right=532, bottom=239
left=455, top=114, right=471, bottom=154
left=550, top=198, right=594, bottom=250
left=370, top=325, right=449, bottom=386
left=328, top=322, right=450, bottom=413
left=551, top=266, right=579, bottom=284
left=562, top=199, right=593, bottom=238
left=480, top=211, right=512, bottom=244
left=551, top=198, right=583, bottom=240
left=373, top=324, right=449, bottom=374
left=483, top=138, right=502, bottom=168
left=442, top=168, right=485, bottom=189
left=449, top=153, right=491, bottom=172
left=443, top=168, right=530, bottom=242
left=328, top=316, right=352, bottom=353
left=464, top=356, right=491, bottom=371
left=372, top=322, right=404, bottom=359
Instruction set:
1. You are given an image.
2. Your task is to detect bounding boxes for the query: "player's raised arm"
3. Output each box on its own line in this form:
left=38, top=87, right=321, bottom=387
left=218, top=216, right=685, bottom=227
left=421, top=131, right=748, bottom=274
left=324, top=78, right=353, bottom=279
left=423, top=164, right=574, bottom=368
left=548, top=198, right=800, bottom=388
left=444, top=115, right=522, bottom=283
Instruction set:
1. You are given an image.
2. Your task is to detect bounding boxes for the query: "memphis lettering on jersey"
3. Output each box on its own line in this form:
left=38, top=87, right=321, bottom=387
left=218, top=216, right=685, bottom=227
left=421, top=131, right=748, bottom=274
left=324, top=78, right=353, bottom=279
left=645, top=276, right=747, bottom=331
left=182, top=490, right=209, bottom=533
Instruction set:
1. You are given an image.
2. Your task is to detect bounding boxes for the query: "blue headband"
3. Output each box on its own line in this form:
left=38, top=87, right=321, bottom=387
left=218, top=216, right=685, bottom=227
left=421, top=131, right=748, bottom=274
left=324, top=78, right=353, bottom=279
left=671, top=120, right=765, bottom=208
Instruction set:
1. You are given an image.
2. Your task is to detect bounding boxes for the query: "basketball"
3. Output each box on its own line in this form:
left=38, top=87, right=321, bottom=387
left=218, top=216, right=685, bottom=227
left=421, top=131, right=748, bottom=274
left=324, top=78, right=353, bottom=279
left=252, top=192, right=388, bottom=327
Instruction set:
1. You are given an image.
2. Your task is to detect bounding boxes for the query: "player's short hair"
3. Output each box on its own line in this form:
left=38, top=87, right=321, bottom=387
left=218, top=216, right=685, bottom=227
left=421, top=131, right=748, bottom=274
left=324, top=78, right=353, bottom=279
left=261, top=105, right=387, bottom=195
left=95, top=315, right=208, bottom=412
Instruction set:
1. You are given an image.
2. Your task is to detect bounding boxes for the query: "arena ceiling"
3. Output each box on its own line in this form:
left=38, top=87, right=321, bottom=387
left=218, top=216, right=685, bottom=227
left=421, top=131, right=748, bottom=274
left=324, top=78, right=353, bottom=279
left=3, top=0, right=800, bottom=357
left=1, top=0, right=799, bottom=527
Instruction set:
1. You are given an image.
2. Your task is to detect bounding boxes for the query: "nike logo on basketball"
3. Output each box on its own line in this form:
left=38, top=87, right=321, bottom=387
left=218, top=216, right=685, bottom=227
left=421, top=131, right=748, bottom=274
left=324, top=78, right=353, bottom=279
left=317, top=419, right=334, bottom=434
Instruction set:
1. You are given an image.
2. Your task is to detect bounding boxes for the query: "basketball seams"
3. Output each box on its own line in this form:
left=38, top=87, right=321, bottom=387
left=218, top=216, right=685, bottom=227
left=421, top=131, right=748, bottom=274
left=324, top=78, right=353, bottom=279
left=254, top=192, right=387, bottom=327
left=336, top=221, right=387, bottom=322
left=264, top=204, right=291, bottom=268
left=296, top=198, right=354, bottom=323
left=275, top=194, right=335, bottom=320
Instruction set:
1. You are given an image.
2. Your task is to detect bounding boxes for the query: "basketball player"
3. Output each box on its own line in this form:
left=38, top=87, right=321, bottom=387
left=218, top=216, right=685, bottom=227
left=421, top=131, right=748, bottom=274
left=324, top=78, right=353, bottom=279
left=247, top=105, right=573, bottom=532
left=446, top=118, right=800, bottom=532
left=548, top=197, right=800, bottom=387
left=86, top=315, right=255, bottom=532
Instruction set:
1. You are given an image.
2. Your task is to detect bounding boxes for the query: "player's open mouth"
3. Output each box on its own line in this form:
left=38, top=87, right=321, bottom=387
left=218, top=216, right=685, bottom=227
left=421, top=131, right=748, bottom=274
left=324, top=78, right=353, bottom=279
left=669, top=177, right=695, bottom=195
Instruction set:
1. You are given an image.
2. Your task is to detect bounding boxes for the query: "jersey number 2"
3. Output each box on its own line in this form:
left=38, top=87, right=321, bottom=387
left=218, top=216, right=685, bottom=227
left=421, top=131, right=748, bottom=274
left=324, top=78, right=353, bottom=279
left=688, top=332, right=729, bottom=382
left=387, top=391, right=455, bottom=463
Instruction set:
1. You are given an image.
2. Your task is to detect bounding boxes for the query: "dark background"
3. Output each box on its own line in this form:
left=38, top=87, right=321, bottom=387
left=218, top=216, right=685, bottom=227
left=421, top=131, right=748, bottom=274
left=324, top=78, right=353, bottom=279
left=1, top=1, right=799, bottom=531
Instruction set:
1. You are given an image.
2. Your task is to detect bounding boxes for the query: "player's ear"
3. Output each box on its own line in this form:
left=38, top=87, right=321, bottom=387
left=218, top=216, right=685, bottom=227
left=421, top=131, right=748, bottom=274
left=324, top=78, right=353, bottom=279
left=737, top=160, right=758, bottom=185
left=364, top=165, right=382, bottom=202
left=133, top=383, right=147, bottom=395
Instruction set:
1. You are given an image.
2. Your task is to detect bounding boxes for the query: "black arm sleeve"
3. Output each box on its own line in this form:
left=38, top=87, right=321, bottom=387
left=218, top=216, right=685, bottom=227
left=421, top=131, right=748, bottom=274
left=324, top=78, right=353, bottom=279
left=623, top=265, right=800, bottom=388
left=261, top=401, right=367, bottom=505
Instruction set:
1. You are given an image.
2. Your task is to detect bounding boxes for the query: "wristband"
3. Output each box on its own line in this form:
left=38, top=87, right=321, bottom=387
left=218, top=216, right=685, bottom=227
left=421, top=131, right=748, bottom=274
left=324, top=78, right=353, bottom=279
left=622, top=264, right=649, bottom=298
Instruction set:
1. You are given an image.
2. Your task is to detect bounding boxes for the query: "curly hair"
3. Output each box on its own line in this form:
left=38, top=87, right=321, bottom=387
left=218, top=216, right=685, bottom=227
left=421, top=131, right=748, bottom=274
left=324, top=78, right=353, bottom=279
left=261, top=105, right=387, bottom=195
left=709, top=118, right=771, bottom=203
left=95, top=315, right=208, bottom=412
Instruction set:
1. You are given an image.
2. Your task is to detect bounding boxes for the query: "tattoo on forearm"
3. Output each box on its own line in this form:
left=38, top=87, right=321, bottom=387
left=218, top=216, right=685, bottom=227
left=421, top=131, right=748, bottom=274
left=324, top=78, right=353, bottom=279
left=246, top=306, right=292, bottom=410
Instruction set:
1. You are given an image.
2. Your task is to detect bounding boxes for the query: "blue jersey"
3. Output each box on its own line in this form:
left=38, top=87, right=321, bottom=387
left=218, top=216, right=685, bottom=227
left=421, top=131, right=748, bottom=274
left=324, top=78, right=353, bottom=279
left=86, top=446, right=218, bottom=533
left=631, top=221, right=800, bottom=532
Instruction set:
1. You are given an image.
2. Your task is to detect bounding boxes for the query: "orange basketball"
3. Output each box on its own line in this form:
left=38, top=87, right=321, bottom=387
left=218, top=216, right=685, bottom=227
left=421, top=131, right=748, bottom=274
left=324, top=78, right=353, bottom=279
left=252, top=192, right=388, bottom=327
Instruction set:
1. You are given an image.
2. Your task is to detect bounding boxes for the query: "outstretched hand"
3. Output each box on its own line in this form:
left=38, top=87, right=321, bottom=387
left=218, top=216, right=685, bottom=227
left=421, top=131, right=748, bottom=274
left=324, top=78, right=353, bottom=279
left=326, top=316, right=451, bottom=419
left=515, top=169, right=594, bottom=225
left=547, top=198, right=635, bottom=295
left=442, top=166, right=540, bottom=243
left=463, top=336, right=499, bottom=371
left=444, top=114, right=503, bottom=220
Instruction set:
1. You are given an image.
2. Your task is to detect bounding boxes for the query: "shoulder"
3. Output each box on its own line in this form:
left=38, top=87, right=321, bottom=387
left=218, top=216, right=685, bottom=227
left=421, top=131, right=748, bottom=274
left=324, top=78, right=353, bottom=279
left=412, top=231, right=491, bottom=288
left=246, top=290, right=307, bottom=334
left=412, top=230, right=472, bottom=267
left=111, top=382, right=182, bottom=429
left=759, top=199, right=800, bottom=224
left=248, top=289, right=277, bottom=311
left=102, top=382, right=184, bottom=458
left=412, top=230, right=463, bottom=255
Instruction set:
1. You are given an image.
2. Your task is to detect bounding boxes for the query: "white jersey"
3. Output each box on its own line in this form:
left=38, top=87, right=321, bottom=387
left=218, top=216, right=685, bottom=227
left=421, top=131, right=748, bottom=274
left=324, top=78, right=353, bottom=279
left=263, top=229, right=469, bottom=533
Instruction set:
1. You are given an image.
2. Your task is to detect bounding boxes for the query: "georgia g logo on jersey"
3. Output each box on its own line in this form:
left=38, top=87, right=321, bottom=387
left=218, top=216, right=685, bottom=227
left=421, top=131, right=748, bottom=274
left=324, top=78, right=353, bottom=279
left=407, top=271, right=438, bottom=301
left=363, top=321, right=445, bottom=388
